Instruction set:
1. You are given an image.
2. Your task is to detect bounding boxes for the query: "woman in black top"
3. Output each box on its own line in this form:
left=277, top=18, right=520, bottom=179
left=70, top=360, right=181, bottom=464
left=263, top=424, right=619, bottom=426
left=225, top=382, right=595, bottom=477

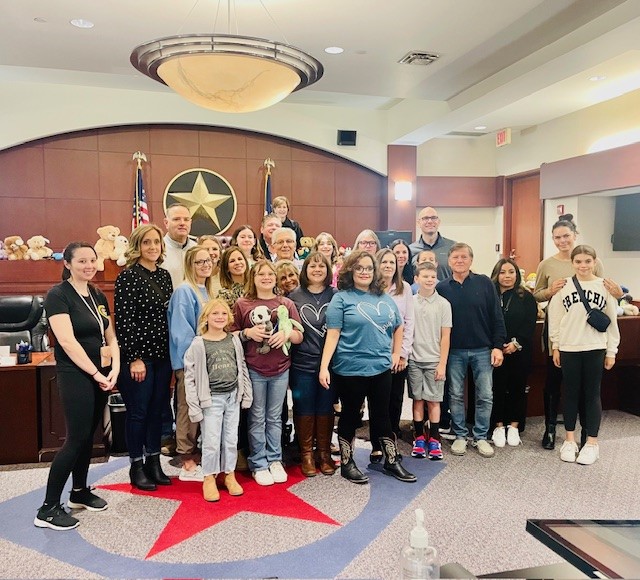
left=489, top=258, right=537, bottom=448
left=115, top=224, right=173, bottom=491
left=35, top=242, right=120, bottom=531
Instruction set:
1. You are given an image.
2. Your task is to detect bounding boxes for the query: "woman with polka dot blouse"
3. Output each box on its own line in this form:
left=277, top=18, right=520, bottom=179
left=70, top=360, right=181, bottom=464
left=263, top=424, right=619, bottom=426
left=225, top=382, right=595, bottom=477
left=114, top=224, right=173, bottom=491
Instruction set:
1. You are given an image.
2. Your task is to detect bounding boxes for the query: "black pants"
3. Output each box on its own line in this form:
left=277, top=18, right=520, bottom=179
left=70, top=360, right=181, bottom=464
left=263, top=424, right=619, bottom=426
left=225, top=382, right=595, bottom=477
left=44, top=370, right=107, bottom=504
left=560, top=350, right=605, bottom=437
left=491, top=352, right=528, bottom=427
left=389, top=367, right=407, bottom=438
left=334, top=370, right=393, bottom=444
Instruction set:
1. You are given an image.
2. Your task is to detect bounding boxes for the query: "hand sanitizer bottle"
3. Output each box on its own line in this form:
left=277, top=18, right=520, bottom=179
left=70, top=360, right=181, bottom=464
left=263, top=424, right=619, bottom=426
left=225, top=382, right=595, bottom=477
left=401, top=508, right=439, bottom=579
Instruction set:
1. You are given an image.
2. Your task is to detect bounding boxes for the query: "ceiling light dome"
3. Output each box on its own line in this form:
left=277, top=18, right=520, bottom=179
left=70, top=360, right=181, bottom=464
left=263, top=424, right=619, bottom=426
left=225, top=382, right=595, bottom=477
left=131, top=34, right=323, bottom=113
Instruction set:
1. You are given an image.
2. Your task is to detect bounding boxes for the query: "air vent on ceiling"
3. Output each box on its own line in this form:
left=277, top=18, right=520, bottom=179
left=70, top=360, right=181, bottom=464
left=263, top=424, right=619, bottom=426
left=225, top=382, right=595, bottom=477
left=447, top=131, right=489, bottom=137
left=398, top=51, right=440, bottom=65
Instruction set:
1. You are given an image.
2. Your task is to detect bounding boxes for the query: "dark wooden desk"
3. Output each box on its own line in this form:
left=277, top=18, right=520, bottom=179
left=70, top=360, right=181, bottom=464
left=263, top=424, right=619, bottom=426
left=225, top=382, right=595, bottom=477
left=0, top=352, right=52, bottom=464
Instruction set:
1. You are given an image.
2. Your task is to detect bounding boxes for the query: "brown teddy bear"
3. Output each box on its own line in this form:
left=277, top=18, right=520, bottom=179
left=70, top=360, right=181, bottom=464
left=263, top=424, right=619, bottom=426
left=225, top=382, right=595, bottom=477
left=26, top=235, right=54, bottom=260
left=4, top=236, right=29, bottom=260
left=94, top=225, right=121, bottom=271
left=298, top=236, right=314, bottom=259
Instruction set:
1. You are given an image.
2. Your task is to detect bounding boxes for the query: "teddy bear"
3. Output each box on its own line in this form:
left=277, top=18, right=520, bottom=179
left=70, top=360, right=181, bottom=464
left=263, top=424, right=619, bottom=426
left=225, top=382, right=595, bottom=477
left=94, top=225, right=121, bottom=271
left=250, top=305, right=273, bottom=354
left=297, top=236, right=314, bottom=260
left=113, top=235, right=129, bottom=267
left=617, top=288, right=639, bottom=316
left=25, top=235, right=54, bottom=260
left=4, top=236, right=29, bottom=260
left=0, top=241, right=8, bottom=260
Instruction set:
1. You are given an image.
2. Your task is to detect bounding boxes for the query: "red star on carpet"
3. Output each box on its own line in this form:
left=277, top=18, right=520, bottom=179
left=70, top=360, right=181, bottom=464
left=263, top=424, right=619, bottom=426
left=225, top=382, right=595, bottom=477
left=97, top=468, right=340, bottom=558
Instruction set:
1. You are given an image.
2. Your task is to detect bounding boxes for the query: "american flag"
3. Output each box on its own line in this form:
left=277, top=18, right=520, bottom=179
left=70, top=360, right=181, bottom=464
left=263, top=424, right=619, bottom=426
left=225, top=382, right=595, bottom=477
left=264, top=168, right=272, bottom=216
left=131, top=162, right=150, bottom=231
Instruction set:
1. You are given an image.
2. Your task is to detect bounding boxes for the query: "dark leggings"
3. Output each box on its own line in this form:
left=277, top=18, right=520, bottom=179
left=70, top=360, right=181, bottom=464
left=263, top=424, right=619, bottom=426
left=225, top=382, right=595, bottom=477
left=44, top=370, right=107, bottom=505
left=560, top=350, right=605, bottom=437
left=491, top=353, right=527, bottom=426
left=335, top=370, right=393, bottom=443
left=371, top=367, right=406, bottom=452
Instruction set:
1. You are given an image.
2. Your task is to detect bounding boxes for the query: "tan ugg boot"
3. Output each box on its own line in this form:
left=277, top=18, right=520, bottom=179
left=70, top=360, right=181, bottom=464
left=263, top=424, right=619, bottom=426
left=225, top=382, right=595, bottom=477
left=203, top=474, right=220, bottom=502
left=224, top=472, right=244, bottom=496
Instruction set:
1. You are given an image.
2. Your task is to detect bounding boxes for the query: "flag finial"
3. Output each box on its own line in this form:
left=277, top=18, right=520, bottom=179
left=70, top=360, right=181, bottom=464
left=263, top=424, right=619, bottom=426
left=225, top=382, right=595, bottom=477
left=263, top=157, right=275, bottom=175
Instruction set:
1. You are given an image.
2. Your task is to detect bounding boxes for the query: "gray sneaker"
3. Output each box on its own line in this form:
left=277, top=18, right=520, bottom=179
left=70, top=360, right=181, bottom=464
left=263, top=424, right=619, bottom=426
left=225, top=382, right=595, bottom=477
left=450, top=438, right=467, bottom=456
left=473, top=439, right=494, bottom=458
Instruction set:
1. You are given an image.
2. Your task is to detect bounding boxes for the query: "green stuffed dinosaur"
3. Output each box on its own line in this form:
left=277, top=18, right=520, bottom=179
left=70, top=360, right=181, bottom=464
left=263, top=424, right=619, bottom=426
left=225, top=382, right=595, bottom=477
left=276, top=304, right=304, bottom=356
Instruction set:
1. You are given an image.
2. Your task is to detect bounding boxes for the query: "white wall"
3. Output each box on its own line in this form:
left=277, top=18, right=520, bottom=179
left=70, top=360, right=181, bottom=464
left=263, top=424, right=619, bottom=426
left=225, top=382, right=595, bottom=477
left=417, top=137, right=497, bottom=177
left=416, top=207, right=503, bottom=277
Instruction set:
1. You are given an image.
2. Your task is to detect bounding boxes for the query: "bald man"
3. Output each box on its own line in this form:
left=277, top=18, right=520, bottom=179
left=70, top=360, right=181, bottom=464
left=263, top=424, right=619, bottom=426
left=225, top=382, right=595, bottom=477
left=409, top=207, right=455, bottom=280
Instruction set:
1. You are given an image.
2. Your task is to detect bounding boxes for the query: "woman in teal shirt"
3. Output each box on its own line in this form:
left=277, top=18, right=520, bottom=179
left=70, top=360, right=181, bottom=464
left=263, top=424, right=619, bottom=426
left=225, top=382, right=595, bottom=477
left=319, top=249, right=416, bottom=485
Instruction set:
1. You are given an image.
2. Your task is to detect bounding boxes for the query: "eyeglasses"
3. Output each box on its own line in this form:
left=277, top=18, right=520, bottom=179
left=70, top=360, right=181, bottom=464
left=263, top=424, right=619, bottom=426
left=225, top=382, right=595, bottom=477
left=354, top=266, right=374, bottom=273
left=358, top=240, right=377, bottom=247
left=419, top=216, right=439, bottom=222
left=275, top=239, right=296, bottom=245
left=194, top=259, right=212, bottom=266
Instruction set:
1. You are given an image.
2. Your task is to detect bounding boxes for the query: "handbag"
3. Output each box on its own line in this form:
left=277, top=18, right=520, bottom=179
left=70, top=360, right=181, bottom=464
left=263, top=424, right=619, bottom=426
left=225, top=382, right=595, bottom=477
left=572, top=276, right=611, bottom=332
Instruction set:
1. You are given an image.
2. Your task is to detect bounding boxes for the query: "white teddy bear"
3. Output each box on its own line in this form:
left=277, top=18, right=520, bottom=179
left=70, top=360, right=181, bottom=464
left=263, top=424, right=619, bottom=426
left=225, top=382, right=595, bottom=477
left=26, top=235, right=54, bottom=261
left=113, top=235, right=129, bottom=267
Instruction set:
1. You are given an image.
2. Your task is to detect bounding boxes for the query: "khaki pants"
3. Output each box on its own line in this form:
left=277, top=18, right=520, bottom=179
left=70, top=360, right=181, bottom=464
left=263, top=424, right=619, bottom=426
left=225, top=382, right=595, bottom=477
left=175, top=369, right=200, bottom=459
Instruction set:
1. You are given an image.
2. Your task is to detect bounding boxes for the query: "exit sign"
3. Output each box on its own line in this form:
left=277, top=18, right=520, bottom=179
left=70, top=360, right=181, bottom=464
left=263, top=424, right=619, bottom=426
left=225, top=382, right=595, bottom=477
left=496, top=128, right=511, bottom=147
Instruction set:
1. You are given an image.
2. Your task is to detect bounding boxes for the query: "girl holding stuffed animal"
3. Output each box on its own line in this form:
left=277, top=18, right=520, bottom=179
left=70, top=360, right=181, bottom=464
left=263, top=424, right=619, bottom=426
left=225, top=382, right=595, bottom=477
left=183, top=299, right=253, bottom=502
left=231, top=260, right=303, bottom=486
left=548, top=245, right=620, bottom=465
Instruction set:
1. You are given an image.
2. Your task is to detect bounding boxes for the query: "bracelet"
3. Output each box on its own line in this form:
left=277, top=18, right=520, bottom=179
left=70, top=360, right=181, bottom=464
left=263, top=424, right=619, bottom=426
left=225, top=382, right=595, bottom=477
left=91, top=370, right=99, bottom=377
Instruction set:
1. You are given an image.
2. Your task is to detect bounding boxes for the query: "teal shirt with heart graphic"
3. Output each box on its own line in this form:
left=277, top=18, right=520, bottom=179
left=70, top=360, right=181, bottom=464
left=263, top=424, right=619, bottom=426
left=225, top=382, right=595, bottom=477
left=326, top=289, right=402, bottom=377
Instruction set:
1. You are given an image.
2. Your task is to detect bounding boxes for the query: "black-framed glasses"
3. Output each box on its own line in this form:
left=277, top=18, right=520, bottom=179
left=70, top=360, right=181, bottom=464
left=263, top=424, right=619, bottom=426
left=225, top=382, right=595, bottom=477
left=354, top=266, right=374, bottom=273
left=194, top=259, right=213, bottom=266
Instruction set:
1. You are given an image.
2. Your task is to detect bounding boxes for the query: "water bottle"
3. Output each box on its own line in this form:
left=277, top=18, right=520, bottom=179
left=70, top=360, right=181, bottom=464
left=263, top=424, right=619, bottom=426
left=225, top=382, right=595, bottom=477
left=401, top=508, right=439, bottom=579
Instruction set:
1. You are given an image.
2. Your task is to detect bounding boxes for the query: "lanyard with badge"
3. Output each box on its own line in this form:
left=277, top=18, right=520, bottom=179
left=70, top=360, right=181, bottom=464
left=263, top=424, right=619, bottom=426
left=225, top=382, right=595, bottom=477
left=69, top=282, right=112, bottom=367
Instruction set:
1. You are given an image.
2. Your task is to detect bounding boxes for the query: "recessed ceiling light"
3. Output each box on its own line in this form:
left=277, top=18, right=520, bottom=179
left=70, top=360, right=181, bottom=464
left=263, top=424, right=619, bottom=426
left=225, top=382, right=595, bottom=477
left=589, top=75, right=606, bottom=82
left=475, top=125, right=487, bottom=131
left=70, top=18, right=94, bottom=29
left=324, top=46, right=344, bottom=55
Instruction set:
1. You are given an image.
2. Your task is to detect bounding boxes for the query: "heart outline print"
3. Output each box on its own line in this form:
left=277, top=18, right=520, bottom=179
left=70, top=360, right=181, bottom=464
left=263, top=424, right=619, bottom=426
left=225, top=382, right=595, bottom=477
left=356, top=301, right=395, bottom=333
left=298, top=303, right=328, bottom=337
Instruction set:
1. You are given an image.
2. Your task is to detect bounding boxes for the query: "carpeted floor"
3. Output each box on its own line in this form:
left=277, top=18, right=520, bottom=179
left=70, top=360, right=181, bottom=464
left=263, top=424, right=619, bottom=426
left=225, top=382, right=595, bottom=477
left=1, top=410, right=639, bottom=579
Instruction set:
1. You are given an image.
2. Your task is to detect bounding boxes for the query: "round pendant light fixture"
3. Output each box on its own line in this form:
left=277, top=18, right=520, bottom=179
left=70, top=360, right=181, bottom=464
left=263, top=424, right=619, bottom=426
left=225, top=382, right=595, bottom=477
left=131, top=33, right=323, bottom=113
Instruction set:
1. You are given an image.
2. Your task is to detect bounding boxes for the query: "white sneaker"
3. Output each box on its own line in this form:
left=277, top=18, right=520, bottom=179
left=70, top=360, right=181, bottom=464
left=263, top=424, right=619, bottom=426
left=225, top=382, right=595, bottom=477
left=179, top=465, right=204, bottom=482
left=576, top=443, right=599, bottom=465
left=473, top=439, right=494, bottom=458
left=269, top=461, right=288, bottom=483
left=492, top=426, right=506, bottom=447
left=253, top=469, right=274, bottom=486
left=506, top=426, right=522, bottom=447
left=560, top=440, right=579, bottom=463
left=450, top=438, right=467, bottom=456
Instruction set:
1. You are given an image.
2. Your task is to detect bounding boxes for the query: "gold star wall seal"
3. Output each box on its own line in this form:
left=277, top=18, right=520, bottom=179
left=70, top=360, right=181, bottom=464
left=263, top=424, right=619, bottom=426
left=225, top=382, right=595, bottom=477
left=163, top=168, right=237, bottom=236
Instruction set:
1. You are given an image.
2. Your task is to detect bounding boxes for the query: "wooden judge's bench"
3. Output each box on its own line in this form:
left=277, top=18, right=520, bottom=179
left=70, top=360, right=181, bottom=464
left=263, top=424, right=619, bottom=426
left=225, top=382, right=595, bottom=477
left=0, top=260, right=639, bottom=465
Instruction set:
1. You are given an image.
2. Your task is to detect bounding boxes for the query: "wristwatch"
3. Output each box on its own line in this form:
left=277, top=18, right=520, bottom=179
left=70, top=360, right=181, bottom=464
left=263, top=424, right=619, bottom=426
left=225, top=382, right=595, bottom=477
left=511, top=337, right=523, bottom=351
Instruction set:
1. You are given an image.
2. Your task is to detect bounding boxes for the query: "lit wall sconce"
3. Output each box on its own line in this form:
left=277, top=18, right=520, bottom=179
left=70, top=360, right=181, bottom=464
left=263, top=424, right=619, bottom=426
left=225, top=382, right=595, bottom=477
left=394, top=180, right=413, bottom=201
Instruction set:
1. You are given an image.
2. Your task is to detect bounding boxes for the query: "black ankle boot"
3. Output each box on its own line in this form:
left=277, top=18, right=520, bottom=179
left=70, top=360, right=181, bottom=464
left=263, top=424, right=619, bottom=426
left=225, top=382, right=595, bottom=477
left=338, top=437, right=368, bottom=484
left=379, top=437, right=416, bottom=483
left=143, top=454, right=171, bottom=485
left=541, top=425, right=556, bottom=450
left=130, top=459, right=157, bottom=491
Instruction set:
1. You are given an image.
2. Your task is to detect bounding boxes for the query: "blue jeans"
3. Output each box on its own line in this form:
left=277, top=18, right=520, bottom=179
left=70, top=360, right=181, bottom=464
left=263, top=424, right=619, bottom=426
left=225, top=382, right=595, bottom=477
left=200, top=390, right=240, bottom=476
left=290, top=367, right=335, bottom=416
left=118, top=358, right=172, bottom=460
left=447, top=348, right=493, bottom=441
left=247, top=369, right=289, bottom=471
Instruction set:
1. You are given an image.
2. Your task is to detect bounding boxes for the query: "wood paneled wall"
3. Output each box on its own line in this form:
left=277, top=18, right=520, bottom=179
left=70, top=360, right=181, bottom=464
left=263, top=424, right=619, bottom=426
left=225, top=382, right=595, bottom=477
left=0, top=125, right=385, bottom=250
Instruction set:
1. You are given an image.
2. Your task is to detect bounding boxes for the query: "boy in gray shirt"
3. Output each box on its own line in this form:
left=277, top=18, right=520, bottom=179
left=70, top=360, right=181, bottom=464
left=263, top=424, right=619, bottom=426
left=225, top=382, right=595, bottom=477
left=407, top=263, right=452, bottom=460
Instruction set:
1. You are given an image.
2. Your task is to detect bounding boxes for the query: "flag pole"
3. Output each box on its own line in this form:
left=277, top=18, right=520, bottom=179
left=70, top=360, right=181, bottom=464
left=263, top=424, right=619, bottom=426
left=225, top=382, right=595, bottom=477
left=132, top=151, right=147, bottom=229
left=263, top=157, right=275, bottom=215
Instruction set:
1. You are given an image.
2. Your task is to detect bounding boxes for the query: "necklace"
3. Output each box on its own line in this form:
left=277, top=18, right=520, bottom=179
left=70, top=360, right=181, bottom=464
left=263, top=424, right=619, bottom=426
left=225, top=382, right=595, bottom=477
left=307, top=287, right=327, bottom=306
left=500, top=291, right=514, bottom=312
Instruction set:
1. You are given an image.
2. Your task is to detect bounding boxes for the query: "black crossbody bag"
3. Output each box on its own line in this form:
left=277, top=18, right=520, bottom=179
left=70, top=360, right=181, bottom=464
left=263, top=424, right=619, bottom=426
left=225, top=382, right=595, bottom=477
left=134, top=264, right=170, bottom=309
left=572, top=275, right=611, bottom=332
